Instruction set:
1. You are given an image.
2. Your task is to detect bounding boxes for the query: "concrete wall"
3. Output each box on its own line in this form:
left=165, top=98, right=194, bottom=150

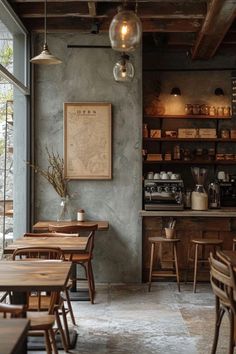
left=33, top=33, right=143, bottom=282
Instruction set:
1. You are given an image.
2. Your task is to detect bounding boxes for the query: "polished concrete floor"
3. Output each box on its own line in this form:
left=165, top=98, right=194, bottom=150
left=30, top=282, right=230, bottom=354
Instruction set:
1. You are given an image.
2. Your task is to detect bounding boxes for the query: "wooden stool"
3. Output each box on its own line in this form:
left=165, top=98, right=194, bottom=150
left=186, top=238, right=223, bottom=293
left=232, top=238, right=236, bottom=251
left=148, top=236, right=181, bottom=292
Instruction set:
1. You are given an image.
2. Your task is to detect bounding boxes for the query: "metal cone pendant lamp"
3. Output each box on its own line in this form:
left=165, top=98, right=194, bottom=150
left=30, top=0, right=62, bottom=65
left=109, top=5, right=142, bottom=52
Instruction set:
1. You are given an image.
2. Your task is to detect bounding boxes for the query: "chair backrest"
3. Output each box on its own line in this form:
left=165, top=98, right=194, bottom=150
left=48, top=223, right=97, bottom=235
left=209, top=252, right=236, bottom=311
left=0, top=303, right=25, bottom=318
left=12, top=246, right=65, bottom=260
left=24, top=232, right=78, bottom=237
left=49, top=223, right=98, bottom=256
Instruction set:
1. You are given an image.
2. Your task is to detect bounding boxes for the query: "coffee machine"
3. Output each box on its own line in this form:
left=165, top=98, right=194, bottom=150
left=219, top=178, right=236, bottom=207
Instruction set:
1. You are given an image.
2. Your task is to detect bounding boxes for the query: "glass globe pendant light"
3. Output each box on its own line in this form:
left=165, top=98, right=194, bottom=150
left=109, top=6, right=142, bottom=52
left=30, top=0, right=62, bottom=65
left=113, top=53, right=134, bottom=82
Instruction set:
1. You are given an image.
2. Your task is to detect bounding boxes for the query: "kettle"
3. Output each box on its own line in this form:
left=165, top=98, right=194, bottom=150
left=208, top=180, right=221, bottom=209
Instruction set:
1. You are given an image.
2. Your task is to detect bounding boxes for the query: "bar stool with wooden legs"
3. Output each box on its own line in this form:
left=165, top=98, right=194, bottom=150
left=148, top=236, right=181, bottom=292
left=185, top=237, right=223, bottom=293
left=232, top=238, right=236, bottom=250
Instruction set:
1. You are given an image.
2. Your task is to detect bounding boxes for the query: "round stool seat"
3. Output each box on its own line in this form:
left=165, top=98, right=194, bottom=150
left=149, top=237, right=180, bottom=243
left=191, top=238, right=223, bottom=245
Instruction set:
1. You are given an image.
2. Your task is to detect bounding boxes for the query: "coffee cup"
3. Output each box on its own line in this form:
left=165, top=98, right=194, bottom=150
left=154, top=173, right=160, bottom=179
left=147, top=172, right=154, bottom=180
left=171, top=174, right=178, bottom=180
left=167, top=171, right=172, bottom=178
left=161, top=173, right=168, bottom=179
left=217, top=171, right=225, bottom=181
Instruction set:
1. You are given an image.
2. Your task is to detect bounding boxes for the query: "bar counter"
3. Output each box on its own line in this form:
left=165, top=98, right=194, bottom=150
left=140, top=207, right=236, bottom=217
left=141, top=207, right=236, bottom=282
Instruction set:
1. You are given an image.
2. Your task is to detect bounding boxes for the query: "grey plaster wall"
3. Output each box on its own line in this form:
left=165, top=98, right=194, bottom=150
left=33, top=33, right=143, bottom=282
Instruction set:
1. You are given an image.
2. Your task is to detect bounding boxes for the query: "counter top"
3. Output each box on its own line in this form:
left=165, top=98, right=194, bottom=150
left=140, top=208, right=236, bottom=217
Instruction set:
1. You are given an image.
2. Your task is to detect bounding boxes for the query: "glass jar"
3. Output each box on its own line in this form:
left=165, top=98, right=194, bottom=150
left=217, top=107, right=223, bottom=116
left=143, top=124, right=149, bottom=138
left=191, top=185, right=208, bottom=211
left=209, top=106, right=216, bottom=116
left=192, top=104, right=200, bottom=115
left=57, top=196, right=73, bottom=221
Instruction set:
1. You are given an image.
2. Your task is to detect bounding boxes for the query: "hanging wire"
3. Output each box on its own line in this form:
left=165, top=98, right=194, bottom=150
left=44, top=0, right=47, bottom=45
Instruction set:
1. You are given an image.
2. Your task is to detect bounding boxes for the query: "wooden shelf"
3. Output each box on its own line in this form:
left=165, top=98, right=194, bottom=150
left=143, top=137, right=236, bottom=142
left=144, top=115, right=232, bottom=120
left=144, top=160, right=236, bottom=165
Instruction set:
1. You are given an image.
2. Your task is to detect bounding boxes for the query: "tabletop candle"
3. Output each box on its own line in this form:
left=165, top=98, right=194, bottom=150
left=77, top=209, right=85, bottom=221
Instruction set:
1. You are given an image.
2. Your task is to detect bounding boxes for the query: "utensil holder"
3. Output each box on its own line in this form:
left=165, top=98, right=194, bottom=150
left=165, top=228, right=175, bottom=239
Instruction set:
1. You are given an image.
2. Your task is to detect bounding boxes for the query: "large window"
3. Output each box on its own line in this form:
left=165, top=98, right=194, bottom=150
left=0, top=0, right=30, bottom=254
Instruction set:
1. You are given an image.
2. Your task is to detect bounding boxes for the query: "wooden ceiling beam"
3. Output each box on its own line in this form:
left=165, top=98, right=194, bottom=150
left=25, top=17, right=202, bottom=32
left=14, top=1, right=206, bottom=19
left=88, top=2, right=97, bottom=16
left=191, top=0, right=236, bottom=59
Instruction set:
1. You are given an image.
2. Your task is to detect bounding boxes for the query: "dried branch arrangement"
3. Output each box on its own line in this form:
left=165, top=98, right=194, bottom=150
left=28, top=147, right=69, bottom=198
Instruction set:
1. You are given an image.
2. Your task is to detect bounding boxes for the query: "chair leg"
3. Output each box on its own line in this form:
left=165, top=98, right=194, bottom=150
left=193, top=244, right=199, bottom=293
left=61, top=304, right=71, bottom=349
left=229, top=309, right=235, bottom=354
left=85, top=263, right=94, bottom=304
left=44, top=329, right=52, bottom=354
left=48, top=328, right=58, bottom=354
left=211, top=298, right=224, bottom=354
left=148, top=243, right=155, bottom=292
left=64, top=289, right=76, bottom=325
left=173, top=243, right=180, bottom=292
left=55, top=309, right=69, bottom=352
left=89, top=261, right=95, bottom=294
left=185, top=243, right=191, bottom=284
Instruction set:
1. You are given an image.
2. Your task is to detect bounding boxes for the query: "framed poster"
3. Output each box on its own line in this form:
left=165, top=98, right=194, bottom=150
left=64, top=102, right=112, bottom=179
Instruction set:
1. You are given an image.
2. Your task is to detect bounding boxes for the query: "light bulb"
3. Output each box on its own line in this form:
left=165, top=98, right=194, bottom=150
left=113, top=54, right=134, bottom=82
left=109, top=9, right=142, bottom=52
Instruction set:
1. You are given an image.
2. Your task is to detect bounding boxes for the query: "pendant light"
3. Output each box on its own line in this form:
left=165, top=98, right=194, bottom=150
left=30, top=0, right=62, bottom=65
left=171, top=87, right=181, bottom=96
left=109, top=5, right=142, bottom=52
left=113, top=53, right=134, bottom=82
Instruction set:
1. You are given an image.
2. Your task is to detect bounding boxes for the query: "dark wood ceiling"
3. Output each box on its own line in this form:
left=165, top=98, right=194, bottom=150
left=8, top=0, right=236, bottom=59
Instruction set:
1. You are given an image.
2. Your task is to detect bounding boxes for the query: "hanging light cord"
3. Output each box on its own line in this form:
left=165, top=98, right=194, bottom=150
left=44, top=0, right=47, bottom=45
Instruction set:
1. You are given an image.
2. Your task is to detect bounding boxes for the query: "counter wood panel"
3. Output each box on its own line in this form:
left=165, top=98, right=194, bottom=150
left=142, top=215, right=236, bottom=282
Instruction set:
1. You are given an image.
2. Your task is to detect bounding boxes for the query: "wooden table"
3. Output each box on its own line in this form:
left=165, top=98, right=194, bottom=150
left=0, top=319, right=29, bottom=354
left=4, top=236, right=89, bottom=298
left=33, top=220, right=109, bottom=232
left=4, top=236, right=89, bottom=255
left=0, top=260, right=72, bottom=294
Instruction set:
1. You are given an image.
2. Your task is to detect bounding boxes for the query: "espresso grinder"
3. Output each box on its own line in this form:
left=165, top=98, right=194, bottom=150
left=208, top=180, right=221, bottom=209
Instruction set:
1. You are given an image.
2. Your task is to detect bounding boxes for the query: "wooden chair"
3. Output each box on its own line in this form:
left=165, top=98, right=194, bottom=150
left=209, top=252, right=236, bottom=354
left=12, top=246, right=72, bottom=350
left=21, top=236, right=76, bottom=326
left=0, top=303, right=58, bottom=354
left=48, top=223, right=98, bottom=304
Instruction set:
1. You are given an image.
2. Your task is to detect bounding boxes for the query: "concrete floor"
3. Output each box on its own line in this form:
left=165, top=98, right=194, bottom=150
left=30, top=282, right=230, bottom=354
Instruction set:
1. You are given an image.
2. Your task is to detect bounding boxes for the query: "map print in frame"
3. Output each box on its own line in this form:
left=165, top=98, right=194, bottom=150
left=64, top=102, right=112, bottom=179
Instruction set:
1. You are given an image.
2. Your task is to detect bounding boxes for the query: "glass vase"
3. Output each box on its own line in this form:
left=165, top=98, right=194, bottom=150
left=57, top=195, right=73, bottom=221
